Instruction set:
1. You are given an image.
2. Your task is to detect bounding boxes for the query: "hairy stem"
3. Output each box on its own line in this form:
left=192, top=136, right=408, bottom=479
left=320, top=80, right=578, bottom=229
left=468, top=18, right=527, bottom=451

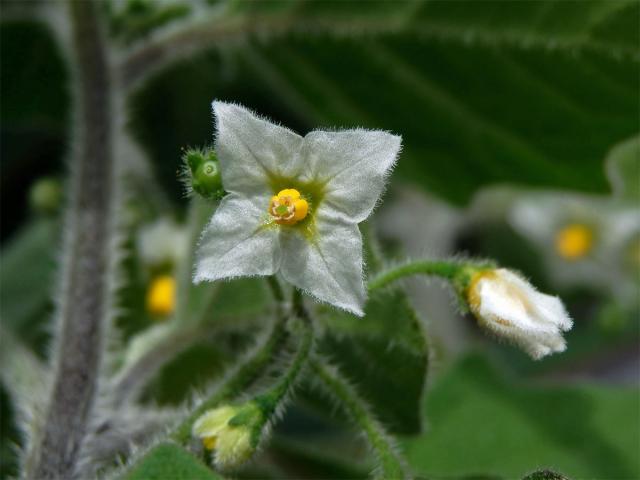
left=256, top=313, right=313, bottom=419
left=172, top=315, right=288, bottom=444
left=24, top=1, right=114, bottom=478
left=311, top=358, right=410, bottom=480
left=368, top=259, right=495, bottom=292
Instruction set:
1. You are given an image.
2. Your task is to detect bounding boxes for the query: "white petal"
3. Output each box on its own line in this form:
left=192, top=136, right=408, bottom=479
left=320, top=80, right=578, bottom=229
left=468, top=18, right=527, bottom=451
left=302, top=130, right=401, bottom=223
left=194, top=194, right=281, bottom=282
left=530, top=291, right=573, bottom=331
left=213, top=101, right=304, bottom=196
left=279, top=212, right=366, bottom=316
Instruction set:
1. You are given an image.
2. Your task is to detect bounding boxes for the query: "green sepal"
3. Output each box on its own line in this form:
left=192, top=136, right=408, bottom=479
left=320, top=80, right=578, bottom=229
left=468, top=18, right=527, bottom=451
left=183, top=147, right=225, bottom=200
left=227, top=401, right=263, bottom=428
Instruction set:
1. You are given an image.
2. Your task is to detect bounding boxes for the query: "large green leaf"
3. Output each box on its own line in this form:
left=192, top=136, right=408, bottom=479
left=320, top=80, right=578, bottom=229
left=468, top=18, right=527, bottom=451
left=403, top=354, right=640, bottom=479
left=131, top=0, right=639, bottom=204
left=122, top=443, right=220, bottom=480
left=317, top=288, right=429, bottom=435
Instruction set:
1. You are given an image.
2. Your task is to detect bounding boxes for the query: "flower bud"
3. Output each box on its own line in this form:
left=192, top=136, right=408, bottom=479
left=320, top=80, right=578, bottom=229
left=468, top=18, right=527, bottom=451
left=183, top=147, right=224, bottom=200
left=29, top=177, right=62, bottom=215
left=192, top=402, right=263, bottom=468
left=466, top=268, right=573, bottom=359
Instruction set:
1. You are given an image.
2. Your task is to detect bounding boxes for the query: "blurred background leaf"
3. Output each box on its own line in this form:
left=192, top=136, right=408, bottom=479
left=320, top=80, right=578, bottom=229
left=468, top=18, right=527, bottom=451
left=403, top=354, right=640, bottom=479
left=129, top=0, right=639, bottom=204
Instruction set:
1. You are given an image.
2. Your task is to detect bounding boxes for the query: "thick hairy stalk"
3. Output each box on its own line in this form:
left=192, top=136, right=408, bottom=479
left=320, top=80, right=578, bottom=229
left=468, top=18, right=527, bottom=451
left=24, top=1, right=114, bottom=478
left=311, top=358, right=411, bottom=480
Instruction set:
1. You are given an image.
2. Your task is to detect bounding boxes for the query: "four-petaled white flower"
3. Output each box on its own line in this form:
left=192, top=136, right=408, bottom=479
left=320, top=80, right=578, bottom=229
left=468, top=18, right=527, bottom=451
left=194, top=102, right=402, bottom=315
left=467, top=268, right=573, bottom=359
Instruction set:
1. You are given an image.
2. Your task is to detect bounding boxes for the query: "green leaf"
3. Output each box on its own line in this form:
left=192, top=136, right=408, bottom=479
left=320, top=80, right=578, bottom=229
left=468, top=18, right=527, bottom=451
left=403, top=354, right=640, bottom=479
left=131, top=0, right=639, bottom=204
left=317, top=288, right=429, bottom=434
left=123, top=443, right=220, bottom=480
left=606, top=134, right=640, bottom=201
left=0, top=219, right=57, bottom=354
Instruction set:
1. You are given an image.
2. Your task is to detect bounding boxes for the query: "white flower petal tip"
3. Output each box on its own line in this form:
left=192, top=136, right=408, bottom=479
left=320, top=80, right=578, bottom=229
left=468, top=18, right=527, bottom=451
left=195, top=101, right=401, bottom=314
left=467, top=268, right=573, bottom=360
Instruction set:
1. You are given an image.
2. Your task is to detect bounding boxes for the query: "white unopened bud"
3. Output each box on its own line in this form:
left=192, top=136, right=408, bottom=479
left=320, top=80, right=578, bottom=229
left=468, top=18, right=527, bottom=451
left=467, top=268, right=573, bottom=360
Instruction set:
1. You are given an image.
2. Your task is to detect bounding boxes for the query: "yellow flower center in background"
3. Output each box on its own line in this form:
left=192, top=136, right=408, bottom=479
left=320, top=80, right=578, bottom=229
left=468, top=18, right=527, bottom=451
left=554, top=223, right=593, bottom=260
left=269, top=188, right=309, bottom=225
left=146, top=274, right=176, bottom=317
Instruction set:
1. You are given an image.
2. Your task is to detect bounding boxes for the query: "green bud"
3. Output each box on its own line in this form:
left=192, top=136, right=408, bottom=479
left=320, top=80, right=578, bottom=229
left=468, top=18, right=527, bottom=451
left=29, top=177, right=63, bottom=215
left=183, top=147, right=225, bottom=200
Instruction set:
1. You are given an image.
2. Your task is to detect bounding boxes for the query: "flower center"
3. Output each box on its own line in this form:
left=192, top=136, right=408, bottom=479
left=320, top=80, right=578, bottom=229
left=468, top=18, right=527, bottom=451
left=554, top=223, right=593, bottom=260
left=269, top=188, right=309, bottom=225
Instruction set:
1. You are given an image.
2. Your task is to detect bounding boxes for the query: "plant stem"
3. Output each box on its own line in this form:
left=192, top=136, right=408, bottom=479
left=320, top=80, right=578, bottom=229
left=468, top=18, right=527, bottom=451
left=172, top=316, right=288, bottom=444
left=368, top=259, right=495, bottom=292
left=256, top=313, right=313, bottom=418
left=25, top=1, right=114, bottom=478
left=311, top=358, right=410, bottom=480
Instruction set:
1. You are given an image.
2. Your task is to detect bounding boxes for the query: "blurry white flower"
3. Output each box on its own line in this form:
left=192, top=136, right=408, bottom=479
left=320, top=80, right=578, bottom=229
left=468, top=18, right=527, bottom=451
left=194, top=102, right=401, bottom=316
left=467, top=268, right=573, bottom=359
left=509, top=192, right=640, bottom=305
left=138, top=218, right=189, bottom=268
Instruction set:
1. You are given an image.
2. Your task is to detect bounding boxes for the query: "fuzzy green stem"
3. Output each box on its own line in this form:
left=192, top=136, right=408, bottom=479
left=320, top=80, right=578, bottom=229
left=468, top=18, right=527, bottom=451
left=368, top=259, right=495, bottom=293
left=172, top=316, right=288, bottom=444
left=311, top=358, right=410, bottom=480
left=25, top=1, right=114, bottom=478
left=256, top=315, right=313, bottom=417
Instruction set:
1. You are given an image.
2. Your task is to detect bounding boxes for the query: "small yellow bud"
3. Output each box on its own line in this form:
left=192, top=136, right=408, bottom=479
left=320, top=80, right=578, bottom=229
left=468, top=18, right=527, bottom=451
left=554, top=223, right=593, bottom=260
left=192, top=405, right=256, bottom=468
left=269, top=188, right=309, bottom=225
left=146, top=275, right=176, bottom=317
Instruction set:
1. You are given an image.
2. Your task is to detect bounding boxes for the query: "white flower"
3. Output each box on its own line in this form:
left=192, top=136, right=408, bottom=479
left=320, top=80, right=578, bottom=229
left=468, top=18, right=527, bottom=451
left=138, top=218, right=189, bottom=268
left=467, top=268, right=573, bottom=359
left=194, top=102, right=401, bottom=315
left=508, top=192, right=640, bottom=305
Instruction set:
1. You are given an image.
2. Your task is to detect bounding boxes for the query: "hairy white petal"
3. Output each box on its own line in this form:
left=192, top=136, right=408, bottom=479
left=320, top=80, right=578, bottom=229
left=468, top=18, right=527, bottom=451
left=302, top=130, right=401, bottom=223
left=213, top=101, right=303, bottom=196
left=471, top=269, right=572, bottom=359
left=194, top=194, right=281, bottom=282
left=280, top=211, right=366, bottom=316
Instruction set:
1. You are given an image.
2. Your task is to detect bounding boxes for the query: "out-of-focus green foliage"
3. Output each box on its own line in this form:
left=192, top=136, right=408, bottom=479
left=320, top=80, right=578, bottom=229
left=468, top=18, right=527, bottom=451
left=404, top=354, right=640, bottom=479
left=0, top=219, right=56, bottom=355
left=132, top=0, right=639, bottom=204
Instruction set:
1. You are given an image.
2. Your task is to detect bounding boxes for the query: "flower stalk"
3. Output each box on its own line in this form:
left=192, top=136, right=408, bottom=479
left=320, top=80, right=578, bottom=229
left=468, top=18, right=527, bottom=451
left=368, top=258, right=494, bottom=293
left=310, top=358, right=410, bottom=480
left=172, top=315, right=288, bottom=444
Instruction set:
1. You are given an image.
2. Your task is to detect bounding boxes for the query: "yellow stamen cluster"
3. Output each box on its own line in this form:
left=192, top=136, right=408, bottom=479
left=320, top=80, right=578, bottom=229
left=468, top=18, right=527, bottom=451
left=269, top=188, right=309, bottom=225
left=146, top=274, right=176, bottom=317
left=554, top=223, right=593, bottom=260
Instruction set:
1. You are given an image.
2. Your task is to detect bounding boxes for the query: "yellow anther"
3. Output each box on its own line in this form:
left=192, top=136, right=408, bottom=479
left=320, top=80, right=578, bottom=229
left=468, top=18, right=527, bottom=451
left=146, top=274, right=176, bottom=317
left=269, top=188, right=309, bottom=225
left=203, top=436, right=217, bottom=450
left=555, top=223, right=593, bottom=260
